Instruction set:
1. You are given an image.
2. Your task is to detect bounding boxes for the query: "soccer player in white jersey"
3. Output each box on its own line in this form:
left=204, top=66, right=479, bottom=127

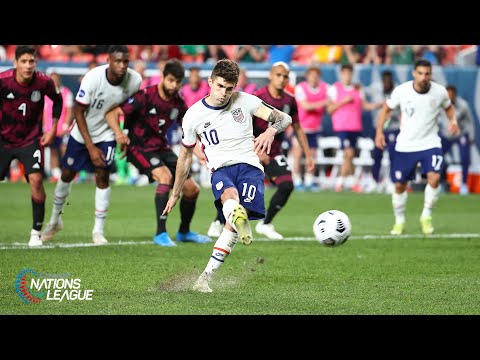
left=42, top=45, right=142, bottom=245
left=162, top=59, right=292, bottom=292
left=375, top=59, right=459, bottom=235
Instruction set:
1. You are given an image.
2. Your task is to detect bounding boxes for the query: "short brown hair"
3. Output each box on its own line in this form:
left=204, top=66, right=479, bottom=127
left=211, top=59, right=240, bottom=85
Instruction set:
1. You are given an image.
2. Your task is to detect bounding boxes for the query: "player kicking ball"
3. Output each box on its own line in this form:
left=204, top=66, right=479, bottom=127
left=163, top=59, right=292, bottom=292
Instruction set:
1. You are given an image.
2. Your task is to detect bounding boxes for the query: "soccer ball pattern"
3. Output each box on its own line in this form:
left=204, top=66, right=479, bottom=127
left=313, top=210, right=352, bottom=247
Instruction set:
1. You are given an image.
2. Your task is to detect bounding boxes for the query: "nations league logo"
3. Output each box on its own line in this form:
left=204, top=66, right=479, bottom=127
left=231, top=108, right=245, bottom=123
left=15, top=269, right=43, bottom=304
left=15, top=268, right=94, bottom=304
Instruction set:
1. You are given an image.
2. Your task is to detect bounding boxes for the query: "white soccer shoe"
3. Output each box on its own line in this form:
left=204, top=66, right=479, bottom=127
left=255, top=220, right=283, bottom=240
left=28, top=230, right=43, bottom=247
left=92, top=232, right=108, bottom=245
left=207, top=220, right=223, bottom=238
left=41, top=218, right=63, bottom=242
left=193, top=272, right=213, bottom=293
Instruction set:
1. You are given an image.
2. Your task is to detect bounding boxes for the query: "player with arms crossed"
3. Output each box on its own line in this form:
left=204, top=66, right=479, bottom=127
left=162, top=59, right=292, bottom=292
left=42, top=45, right=142, bottom=244
left=375, top=59, right=458, bottom=235
left=106, top=59, right=211, bottom=246
left=0, top=45, right=63, bottom=246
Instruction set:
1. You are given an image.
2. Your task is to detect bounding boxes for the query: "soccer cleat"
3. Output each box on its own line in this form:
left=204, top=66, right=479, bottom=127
left=232, top=204, right=252, bottom=245
left=351, top=183, right=363, bottom=193
left=420, top=216, right=434, bottom=235
left=304, top=184, right=320, bottom=192
left=176, top=231, right=212, bottom=244
left=207, top=220, right=224, bottom=238
left=153, top=232, right=177, bottom=247
left=295, top=184, right=305, bottom=192
left=459, top=184, right=469, bottom=195
left=255, top=220, right=283, bottom=240
left=92, top=232, right=108, bottom=245
left=28, top=230, right=43, bottom=247
left=193, top=272, right=213, bottom=293
left=41, top=218, right=63, bottom=242
left=390, top=223, right=405, bottom=235
left=334, top=183, right=344, bottom=192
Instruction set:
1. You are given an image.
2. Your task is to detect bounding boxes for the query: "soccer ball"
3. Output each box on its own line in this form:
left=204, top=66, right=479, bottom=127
left=313, top=210, right=352, bottom=247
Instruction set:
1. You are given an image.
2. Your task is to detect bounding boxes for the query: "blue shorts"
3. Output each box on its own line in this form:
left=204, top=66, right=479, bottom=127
left=391, top=147, right=443, bottom=183
left=336, top=131, right=361, bottom=150
left=211, top=163, right=265, bottom=222
left=51, top=135, right=69, bottom=150
left=306, top=132, right=321, bottom=149
left=62, top=136, right=116, bottom=172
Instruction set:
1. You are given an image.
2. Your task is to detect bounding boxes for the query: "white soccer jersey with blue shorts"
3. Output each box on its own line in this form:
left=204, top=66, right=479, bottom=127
left=182, top=91, right=264, bottom=172
left=70, top=64, right=142, bottom=144
left=386, top=80, right=451, bottom=152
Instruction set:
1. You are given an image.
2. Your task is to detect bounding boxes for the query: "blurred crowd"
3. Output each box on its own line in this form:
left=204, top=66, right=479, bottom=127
left=2, top=45, right=477, bottom=196
left=1, top=45, right=478, bottom=66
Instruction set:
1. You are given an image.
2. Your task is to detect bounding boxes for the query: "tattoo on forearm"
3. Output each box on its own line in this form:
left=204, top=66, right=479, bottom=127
left=268, top=109, right=292, bottom=133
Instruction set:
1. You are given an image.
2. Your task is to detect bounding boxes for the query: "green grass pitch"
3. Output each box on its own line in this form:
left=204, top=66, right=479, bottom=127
left=1, top=182, right=479, bottom=314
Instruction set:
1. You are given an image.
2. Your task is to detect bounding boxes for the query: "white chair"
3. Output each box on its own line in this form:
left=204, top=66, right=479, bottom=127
left=316, top=136, right=343, bottom=189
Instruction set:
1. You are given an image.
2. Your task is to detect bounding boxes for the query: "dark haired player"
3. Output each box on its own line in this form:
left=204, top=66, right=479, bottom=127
left=106, top=59, right=211, bottom=247
left=42, top=45, right=142, bottom=245
left=0, top=45, right=63, bottom=246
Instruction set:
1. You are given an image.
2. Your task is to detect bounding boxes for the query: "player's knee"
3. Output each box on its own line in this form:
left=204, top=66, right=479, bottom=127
left=427, top=172, right=441, bottom=187
left=152, top=167, right=172, bottom=185
left=61, top=168, right=76, bottom=183
left=221, top=187, right=239, bottom=203
left=28, top=173, right=43, bottom=189
left=183, top=178, right=200, bottom=198
left=395, top=182, right=407, bottom=193
left=95, top=169, right=110, bottom=188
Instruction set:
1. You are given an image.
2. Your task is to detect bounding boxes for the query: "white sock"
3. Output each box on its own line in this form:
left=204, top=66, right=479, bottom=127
left=336, top=176, right=345, bottom=188
left=204, top=228, right=238, bottom=274
left=392, top=191, right=407, bottom=224
left=93, top=187, right=111, bottom=234
left=50, top=179, right=72, bottom=224
left=346, top=175, right=356, bottom=188
left=421, top=184, right=440, bottom=218
left=52, top=167, right=62, bottom=179
left=292, top=173, right=302, bottom=187
left=304, top=173, right=314, bottom=187
left=222, top=199, right=240, bottom=232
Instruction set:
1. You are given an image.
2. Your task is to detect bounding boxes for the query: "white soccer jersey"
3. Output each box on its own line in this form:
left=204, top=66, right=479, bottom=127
left=182, top=91, right=263, bottom=172
left=70, top=65, right=142, bottom=144
left=386, top=80, right=451, bottom=152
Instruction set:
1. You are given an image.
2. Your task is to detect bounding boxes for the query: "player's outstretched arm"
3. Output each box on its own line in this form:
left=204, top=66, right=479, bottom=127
left=163, top=146, right=194, bottom=215
left=253, top=101, right=292, bottom=155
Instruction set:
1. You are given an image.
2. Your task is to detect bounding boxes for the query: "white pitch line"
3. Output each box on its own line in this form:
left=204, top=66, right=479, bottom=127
left=0, top=233, right=478, bottom=250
